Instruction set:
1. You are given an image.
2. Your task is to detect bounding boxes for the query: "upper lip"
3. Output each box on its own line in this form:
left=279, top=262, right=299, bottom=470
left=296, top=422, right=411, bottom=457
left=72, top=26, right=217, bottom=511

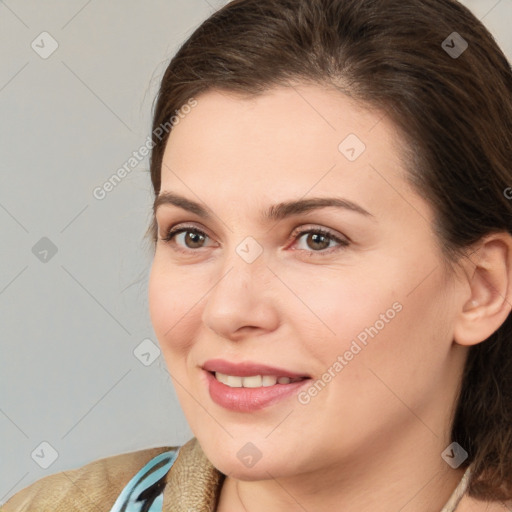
left=202, top=359, right=310, bottom=378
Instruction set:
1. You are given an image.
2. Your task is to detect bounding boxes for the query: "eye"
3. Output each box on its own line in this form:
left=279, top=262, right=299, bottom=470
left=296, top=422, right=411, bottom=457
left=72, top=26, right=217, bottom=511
left=159, top=225, right=213, bottom=252
left=159, top=223, right=350, bottom=256
left=290, top=226, right=350, bottom=255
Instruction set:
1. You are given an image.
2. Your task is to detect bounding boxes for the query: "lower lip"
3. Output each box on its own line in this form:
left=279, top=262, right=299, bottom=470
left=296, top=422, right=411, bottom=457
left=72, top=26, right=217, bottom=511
left=204, top=370, right=311, bottom=412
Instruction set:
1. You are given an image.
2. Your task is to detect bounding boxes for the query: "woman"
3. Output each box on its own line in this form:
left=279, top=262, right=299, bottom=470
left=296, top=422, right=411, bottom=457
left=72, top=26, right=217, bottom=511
left=3, top=0, right=512, bottom=510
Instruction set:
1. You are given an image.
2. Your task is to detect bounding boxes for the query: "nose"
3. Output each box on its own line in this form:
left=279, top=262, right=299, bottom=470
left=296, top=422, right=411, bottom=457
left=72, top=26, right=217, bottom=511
left=201, top=250, right=280, bottom=341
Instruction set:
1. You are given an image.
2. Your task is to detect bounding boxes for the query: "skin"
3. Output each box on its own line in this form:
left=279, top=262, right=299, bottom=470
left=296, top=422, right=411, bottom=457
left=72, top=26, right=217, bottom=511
left=148, top=83, right=512, bottom=512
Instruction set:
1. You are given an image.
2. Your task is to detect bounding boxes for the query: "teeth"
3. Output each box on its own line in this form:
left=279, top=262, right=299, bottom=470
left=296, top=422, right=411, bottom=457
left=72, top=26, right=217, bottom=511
left=242, top=375, right=262, bottom=388
left=262, top=375, right=277, bottom=386
left=226, top=375, right=242, bottom=387
left=215, top=372, right=303, bottom=388
left=215, top=372, right=230, bottom=385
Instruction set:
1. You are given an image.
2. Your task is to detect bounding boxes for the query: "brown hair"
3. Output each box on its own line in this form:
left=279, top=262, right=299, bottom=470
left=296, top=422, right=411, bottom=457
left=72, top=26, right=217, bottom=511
left=146, top=0, right=512, bottom=501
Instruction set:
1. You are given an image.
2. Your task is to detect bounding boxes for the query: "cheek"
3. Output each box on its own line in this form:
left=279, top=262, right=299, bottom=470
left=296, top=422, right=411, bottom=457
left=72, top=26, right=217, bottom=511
left=280, top=265, right=401, bottom=351
left=148, top=259, right=200, bottom=358
left=307, top=262, right=454, bottom=392
left=332, top=275, right=455, bottom=405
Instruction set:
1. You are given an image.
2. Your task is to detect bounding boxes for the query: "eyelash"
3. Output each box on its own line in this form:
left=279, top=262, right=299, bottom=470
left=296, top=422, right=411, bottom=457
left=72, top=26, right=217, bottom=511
left=159, top=224, right=350, bottom=256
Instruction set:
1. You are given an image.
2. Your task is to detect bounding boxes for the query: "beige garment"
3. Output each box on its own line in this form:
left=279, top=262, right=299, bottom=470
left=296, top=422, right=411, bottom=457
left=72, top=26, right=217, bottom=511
left=1, top=437, right=471, bottom=511
left=1, top=438, right=223, bottom=511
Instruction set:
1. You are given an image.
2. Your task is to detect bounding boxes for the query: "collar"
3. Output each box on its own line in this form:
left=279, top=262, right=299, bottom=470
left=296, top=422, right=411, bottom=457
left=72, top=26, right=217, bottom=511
left=163, top=437, right=224, bottom=511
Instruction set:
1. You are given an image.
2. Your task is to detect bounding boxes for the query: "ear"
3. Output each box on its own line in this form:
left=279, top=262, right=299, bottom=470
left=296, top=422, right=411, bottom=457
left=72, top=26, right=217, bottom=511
left=453, top=232, right=512, bottom=347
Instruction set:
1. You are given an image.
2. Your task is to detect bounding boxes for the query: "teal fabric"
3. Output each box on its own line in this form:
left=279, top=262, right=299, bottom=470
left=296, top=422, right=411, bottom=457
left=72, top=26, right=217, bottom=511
left=108, top=448, right=179, bottom=512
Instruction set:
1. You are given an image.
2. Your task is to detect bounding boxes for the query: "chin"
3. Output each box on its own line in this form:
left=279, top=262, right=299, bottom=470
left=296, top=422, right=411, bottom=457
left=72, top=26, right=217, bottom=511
left=212, top=456, right=291, bottom=480
left=197, top=436, right=297, bottom=479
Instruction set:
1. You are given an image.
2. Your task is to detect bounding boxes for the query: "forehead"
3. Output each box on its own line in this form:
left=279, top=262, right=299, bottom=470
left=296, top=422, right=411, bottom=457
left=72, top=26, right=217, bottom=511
left=165, top=84, right=398, bottom=162
left=158, top=84, right=429, bottom=225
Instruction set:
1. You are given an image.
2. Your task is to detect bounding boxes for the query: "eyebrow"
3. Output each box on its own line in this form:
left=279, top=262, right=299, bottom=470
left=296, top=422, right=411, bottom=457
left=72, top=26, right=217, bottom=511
left=153, top=191, right=374, bottom=222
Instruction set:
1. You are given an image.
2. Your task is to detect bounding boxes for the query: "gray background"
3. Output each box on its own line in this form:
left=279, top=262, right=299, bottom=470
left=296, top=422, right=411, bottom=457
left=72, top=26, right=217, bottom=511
left=0, top=0, right=510, bottom=505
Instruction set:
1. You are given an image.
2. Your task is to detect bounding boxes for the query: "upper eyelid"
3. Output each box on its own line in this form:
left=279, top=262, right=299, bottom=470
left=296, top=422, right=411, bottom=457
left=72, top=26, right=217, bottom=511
left=159, top=221, right=342, bottom=235
left=159, top=222, right=214, bottom=240
left=160, top=222, right=349, bottom=246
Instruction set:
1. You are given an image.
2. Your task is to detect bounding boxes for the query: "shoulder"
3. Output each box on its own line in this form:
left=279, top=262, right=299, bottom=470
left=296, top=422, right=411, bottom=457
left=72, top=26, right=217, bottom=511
left=1, top=445, right=178, bottom=512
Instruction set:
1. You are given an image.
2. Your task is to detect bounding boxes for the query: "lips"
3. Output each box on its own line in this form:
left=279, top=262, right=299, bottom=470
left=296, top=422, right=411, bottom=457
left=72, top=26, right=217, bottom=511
left=201, top=359, right=312, bottom=412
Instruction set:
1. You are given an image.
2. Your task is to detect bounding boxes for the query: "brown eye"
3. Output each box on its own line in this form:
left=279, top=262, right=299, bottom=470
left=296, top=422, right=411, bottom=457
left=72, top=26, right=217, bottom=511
left=304, top=232, right=331, bottom=251
left=161, top=226, right=211, bottom=251
left=292, top=227, right=350, bottom=255
left=181, top=230, right=206, bottom=249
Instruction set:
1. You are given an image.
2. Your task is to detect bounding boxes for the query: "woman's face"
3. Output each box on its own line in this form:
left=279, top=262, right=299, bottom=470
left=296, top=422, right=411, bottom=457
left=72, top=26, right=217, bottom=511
left=148, top=84, right=468, bottom=479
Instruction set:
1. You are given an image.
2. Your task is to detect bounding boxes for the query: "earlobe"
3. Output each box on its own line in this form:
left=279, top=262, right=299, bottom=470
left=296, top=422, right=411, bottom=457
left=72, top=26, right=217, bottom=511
left=453, top=233, right=512, bottom=347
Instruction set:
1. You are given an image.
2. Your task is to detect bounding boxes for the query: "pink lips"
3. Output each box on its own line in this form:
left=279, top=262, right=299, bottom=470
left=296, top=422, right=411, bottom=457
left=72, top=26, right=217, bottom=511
left=202, top=358, right=311, bottom=412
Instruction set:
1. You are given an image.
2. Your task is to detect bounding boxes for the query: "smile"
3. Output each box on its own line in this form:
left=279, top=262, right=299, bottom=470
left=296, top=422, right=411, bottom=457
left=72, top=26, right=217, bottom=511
left=201, top=369, right=311, bottom=413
